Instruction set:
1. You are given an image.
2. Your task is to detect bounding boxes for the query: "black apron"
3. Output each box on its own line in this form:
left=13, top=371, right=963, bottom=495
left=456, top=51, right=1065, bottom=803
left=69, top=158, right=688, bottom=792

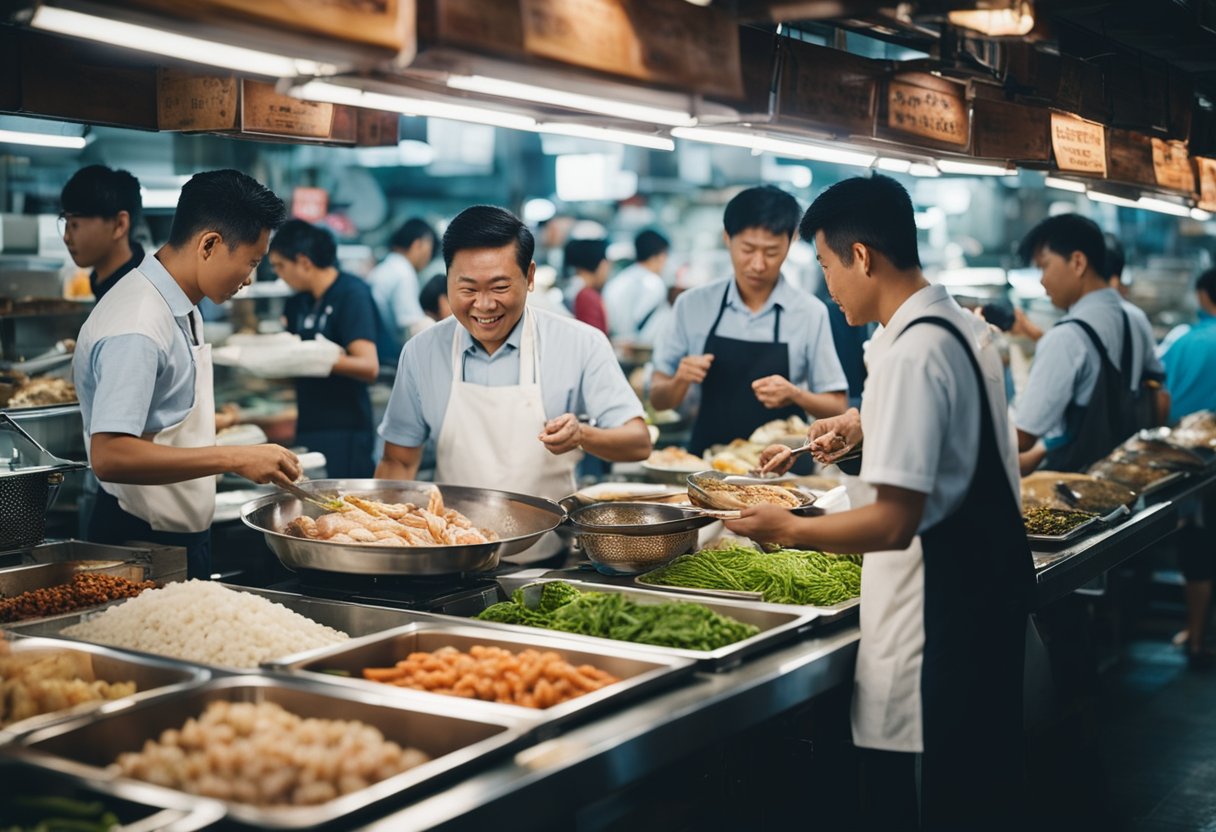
left=687, top=285, right=803, bottom=456
left=88, top=488, right=212, bottom=580
left=901, top=316, right=1035, bottom=831
left=1043, top=313, right=1139, bottom=473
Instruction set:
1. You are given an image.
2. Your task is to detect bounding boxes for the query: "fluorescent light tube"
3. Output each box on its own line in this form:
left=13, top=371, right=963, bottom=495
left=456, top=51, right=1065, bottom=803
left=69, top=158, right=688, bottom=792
left=447, top=75, right=695, bottom=127
left=1086, top=191, right=1140, bottom=209
left=1045, top=176, right=1086, bottom=193
left=0, top=129, right=86, bottom=149
left=140, top=188, right=182, bottom=209
left=876, top=157, right=913, bottom=173
left=1136, top=197, right=1194, bottom=218
left=31, top=6, right=336, bottom=77
left=291, top=81, right=537, bottom=131
left=1192, top=208, right=1213, bottom=222
left=909, top=163, right=941, bottom=177
left=671, top=127, right=876, bottom=168
left=936, top=159, right=1016, bottom=176
left=948, top=2, right=1035, bottom=37
left=536, top=123, right=674, bottom=151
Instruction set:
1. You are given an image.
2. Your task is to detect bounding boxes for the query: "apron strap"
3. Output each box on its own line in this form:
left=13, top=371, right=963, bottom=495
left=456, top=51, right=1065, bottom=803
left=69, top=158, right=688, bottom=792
left=773, top=303, right=782, bottom=343
left=705, top=283, right=732, bottom=339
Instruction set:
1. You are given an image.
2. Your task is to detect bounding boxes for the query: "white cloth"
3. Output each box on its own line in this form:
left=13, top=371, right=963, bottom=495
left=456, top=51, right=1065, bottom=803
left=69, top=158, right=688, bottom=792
left=367, top=251, right=426, bottom=335
left=433, top=309, right=578, bottom=563
left=850, top=284, right=1019, bottom=752
left=80, top=273, right=217, bottom=533
left=213, top=334, right=341, bottom=379
left=603, top=262, right=668, bottom=345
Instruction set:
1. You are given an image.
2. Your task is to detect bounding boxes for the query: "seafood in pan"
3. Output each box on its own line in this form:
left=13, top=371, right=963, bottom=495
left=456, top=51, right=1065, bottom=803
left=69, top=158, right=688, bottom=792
left=282, top=486, right=498, bottom=547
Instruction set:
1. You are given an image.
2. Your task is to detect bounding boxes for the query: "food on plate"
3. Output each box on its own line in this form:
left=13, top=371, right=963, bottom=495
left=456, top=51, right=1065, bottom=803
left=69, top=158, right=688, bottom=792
left=0, top=573, right=156, bottom=624
left=749, top=415, right=810, bottom=445
left=2, top=375, right=77, bottom=408
left=282, top=487, right=497, bottom=547
left=476, top=581, right=759, bottom=651
left=641, top=544, right=862, bottom=606
left=1021, top=472, right=1137, bottom=514
left=4, top=795, right=121, bottom=832
left=706, top=439, right=767, bottom=473
left=1110, top=437, right=1206, bottom=471
left=108, top=701, right=430, bottom=806
left=1169, top=411, right=1216, bottom=450
left=0, top=639, right=136, bottom=728
left=61, top=581, right=348, bottom=669
left=361, top=645, right=620, bottom=708
left=691, top=478, right=804, bottom=510
left=646, top=446, right=705, bottom=469
left=1088, top=459, right=1177, bottom=491
left=1022, top=507, right=1097, bottom=537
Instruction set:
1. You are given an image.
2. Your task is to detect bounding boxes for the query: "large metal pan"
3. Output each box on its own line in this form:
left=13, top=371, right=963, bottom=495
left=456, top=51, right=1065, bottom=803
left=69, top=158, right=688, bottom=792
left=240, top=479, right=564, bottom=576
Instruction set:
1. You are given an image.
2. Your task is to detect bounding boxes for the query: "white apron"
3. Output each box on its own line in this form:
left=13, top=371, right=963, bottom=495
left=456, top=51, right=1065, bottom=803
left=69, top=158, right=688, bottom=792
left=434, top=310, right=578, bottom=563
left=86, top=273, right=217, bottom=534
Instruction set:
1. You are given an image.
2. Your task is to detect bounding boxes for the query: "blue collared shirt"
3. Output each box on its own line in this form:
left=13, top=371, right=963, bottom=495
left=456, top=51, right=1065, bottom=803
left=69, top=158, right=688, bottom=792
left=378, top=308, right=645, bottom=447
left=1162, top=313, right=1216, bottom=424
left=367, top=252, right=426, bottom=336
left=74, top=252, right=199, bottom=438
left=1014, top=287, right=1154, bottom=442
left=651, top=275, right=847, bottom=394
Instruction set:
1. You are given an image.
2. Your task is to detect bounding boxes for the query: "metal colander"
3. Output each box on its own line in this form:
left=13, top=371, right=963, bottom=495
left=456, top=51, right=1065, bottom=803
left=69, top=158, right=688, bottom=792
left=0, top=414, right=86, bottom=552
left=576, top=527, right=700, bottom=575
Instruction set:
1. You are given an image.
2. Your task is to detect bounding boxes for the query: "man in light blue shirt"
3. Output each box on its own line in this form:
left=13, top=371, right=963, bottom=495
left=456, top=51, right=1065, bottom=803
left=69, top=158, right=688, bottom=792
left=650, top=185, right=847, bottom=454
left=603, top=229, right=670, bottom=346
left=367, top=218, right=437, bottom=360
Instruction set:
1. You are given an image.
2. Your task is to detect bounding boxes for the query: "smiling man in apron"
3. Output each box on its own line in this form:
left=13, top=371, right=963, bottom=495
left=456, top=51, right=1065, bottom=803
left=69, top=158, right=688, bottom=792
left=376, top=205, right=651, bottom=562
left=727, top=175, right=1035, bottom=831
left=74, top=170, right=302, bottom=579
left=650, top=185, right=847, bottom=455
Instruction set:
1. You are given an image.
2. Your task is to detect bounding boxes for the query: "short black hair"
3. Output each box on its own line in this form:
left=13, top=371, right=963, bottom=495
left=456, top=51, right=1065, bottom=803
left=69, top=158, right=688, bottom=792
left=60, top=165, right=141, bottom=239
left=799, top=174, right=921, bottom=270
left=420, top=273, right=447, bottom=317
left=563, top=238, right=608, bottom=276
left=1197, top=268, right=1216, bottom=307
left=442, top=205, right=534, bottom=276
left=724, top=185, right=801, bottom=239
left=167, top=169, right=286, bottom=250
left=1104, top=233, right=1125, bottom=280
left=269, top=219, right=337, bottom=268
left=390, top=218, right=437, bottom=252
left=1016, top=213, right=1106, bottom=276
left=634, top=229, right=670, bottom=262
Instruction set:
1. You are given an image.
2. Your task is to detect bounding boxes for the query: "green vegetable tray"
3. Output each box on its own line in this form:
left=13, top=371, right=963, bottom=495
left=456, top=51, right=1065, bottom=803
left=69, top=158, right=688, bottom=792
left=632, top=575, right=860, bottom=624
left=474, top=578, right=818, bottom=672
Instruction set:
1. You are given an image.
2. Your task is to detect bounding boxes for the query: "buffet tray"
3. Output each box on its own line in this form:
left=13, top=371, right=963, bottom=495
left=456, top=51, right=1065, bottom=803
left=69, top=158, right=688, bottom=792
left=0, top=757, right=225, bottom=832
left=1024, top=505, right=1131, bottom=547
left=264, top=621, right=696, bottom=740
left=0, top=559, right=148, bottom=599
left=2, top=585, right=431, bottom=672
left=630, top=572, right=861, bottom=625
left=12, top=674, right=530, bottom=829
left=0, top=637, right=210, bottom=745
left=444, top=578, right=816, bottom=672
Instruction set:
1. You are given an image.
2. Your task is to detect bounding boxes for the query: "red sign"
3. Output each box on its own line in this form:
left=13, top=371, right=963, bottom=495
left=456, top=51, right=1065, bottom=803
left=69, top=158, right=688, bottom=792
left=291, top=187, right=329, bottom=223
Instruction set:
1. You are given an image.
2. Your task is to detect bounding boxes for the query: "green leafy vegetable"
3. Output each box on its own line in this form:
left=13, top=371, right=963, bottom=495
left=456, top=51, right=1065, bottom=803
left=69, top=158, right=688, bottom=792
left=640, top=544, right=862, bottom=606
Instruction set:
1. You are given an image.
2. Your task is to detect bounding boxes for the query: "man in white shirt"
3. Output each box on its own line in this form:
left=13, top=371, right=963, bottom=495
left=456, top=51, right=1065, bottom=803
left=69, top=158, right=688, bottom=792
left=603, top=229, right=670, bottom=346
left=367, top=218, right=437, bottom=359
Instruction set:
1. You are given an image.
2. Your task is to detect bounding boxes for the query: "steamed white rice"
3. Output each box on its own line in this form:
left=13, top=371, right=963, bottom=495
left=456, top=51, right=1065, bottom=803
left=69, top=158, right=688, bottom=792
left=61, top=581, right=349, bottom=669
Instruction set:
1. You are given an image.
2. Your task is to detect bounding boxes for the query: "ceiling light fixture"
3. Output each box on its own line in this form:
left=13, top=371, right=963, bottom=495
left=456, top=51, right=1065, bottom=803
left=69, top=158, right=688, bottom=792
left=535, top=123, right=674, bottom=151
left=446, top=75, right=696, bottom=127
left=909, top=163, right=941, bottom=177
left=948, top=1, right=1036, bottom=37
left=1136, top=197, right=1195, bottom=218
left=30, top=6, right=337, bottom=77
left=0, top=129, right=86, bottom=149
left=1192, top=208, right=1213, bottom=222
left=290, top=81, right=537, bottom=131
left=876, top=157, right=913, bottom=173
left=1044, top=176, right=1087, bottom=193
left=671, top=127, right=876, bottom=168
left=936, top=159, right=1016, bottom=176
left=1086, top=190, right=1141, bottom=209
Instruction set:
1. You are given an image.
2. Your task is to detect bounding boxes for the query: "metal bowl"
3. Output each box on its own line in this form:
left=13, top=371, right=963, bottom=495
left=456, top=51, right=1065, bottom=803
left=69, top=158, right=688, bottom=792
left=578, top=527, right=700, bottom=575
left=566, top=501, right=717, bottom=535
left=240, top=480, right=564, bottom=576
left=687, top=471, right=816, bottom=512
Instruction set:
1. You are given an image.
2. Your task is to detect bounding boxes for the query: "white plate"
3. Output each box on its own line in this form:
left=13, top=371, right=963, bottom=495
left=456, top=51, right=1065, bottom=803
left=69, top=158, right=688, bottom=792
left=574, top=482, right=686, bottom=504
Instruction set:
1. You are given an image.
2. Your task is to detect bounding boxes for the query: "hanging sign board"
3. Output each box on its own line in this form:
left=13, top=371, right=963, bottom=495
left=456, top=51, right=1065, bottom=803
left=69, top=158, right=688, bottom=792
left=1151, top=138, right=1196, bottom=192
left=1050, top=112, right=1107, bottom=175
left=241, top=80, right=335, bottom=139
left=1198, top=157, right=1216, bottom=212
left=1107, top=129, right=1157, bottom=187
left=973, top=98, right=1049, bottom=161
left=776, top=38, right=878, bottom=136
left=883, top=75, right=969, bottom=148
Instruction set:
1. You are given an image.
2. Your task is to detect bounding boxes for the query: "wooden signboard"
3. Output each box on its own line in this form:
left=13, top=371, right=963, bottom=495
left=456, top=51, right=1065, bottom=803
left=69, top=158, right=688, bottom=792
left=1197, top=157, right=1216, bottom=212
left=973, top=98, right=1049, bottom=161
left=1151, top=138, right=1196, bottom=193
left=776, top=38, right=878, bottom=137
left=1050, top=112, right=1107, bottom=175
left=357, top=110, right=401, bottom=147
left=881, top=73, right=969, bottom=149
left=1056, top=55, right=1106, bottom=123
left=18, top=33, right=158, bottom=129
left=241, top=81, right=335, bottom=139
left=158, top=69, right=239, bottom=132
left=1106, top=129, right=1157, bottom=187
left=424, top=0, right=525, bottom=56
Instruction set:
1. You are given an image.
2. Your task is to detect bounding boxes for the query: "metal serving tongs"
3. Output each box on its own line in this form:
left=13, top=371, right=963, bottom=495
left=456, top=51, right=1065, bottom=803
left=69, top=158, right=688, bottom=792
left=750, top=437, right=863, bottom=477
left=273, top=479, right=348, bottom=513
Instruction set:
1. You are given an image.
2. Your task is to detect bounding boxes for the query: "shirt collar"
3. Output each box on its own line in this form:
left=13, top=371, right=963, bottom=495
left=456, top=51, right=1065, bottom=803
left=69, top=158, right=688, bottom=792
left=459, top=311, right=525, bottom=358
left=90, top=241, right=144, bottom=300
left=871, top=283, right=951, bottom=351
left=138, top=251, right=195, bottom=318
left=1068, top=286, right=1120, bottom=315
left=726, top=273, right=792, bottom=317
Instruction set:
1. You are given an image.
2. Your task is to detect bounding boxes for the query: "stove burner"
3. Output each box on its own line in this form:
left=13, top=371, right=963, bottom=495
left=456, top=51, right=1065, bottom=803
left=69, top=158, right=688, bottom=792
left=268, top=565, right=521, bottom=612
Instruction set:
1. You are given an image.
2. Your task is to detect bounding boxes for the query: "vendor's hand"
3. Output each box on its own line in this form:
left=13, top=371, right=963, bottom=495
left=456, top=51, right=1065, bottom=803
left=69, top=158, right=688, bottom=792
left=230, top=444, right=301, bottom=485
left=724, top=503, right=798, bottom=545
left=756, top=443, right=797, bottom=476
left=807, top=408, right=863, bottom=464
left=1010, top=307, right=1043, bottom=341
left=539, top=413, right=583, bottom=455
left=674, top=354, right=714, bottom=385
left=752, top=374, right=799, bottom=409
left=214, top=403, right=240, bottom=432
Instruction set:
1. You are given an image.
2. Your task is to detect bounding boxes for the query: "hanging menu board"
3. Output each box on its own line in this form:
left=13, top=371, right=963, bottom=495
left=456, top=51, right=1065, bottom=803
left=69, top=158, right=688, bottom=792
left=973, top=98, right=1049, bottom=161
left=1151, top=138, right=1196, bottom=193
left=519, top=0, right=743, bottom=98
left=1050, top=112, right=1107, bottom=175
left=777, top=39, right=877, bottom=136
left=1107, top=129, right=1156, bottom=187
left=241, top=80, right=335, bottom=139
left=1198, top=157, right=1216, bottom=212
left=883, top=75, right=969, bottom=148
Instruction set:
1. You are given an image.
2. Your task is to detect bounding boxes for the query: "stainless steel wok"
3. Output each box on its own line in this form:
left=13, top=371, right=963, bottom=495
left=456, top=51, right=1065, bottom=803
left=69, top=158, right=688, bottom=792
left=240, top=480, right=564, bottom=576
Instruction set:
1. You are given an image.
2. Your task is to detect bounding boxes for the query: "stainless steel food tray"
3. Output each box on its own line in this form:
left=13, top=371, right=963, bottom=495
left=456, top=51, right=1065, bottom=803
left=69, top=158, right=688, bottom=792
left=241, top=479, right=565, bottom=576
left=0, top=756, right=225, bottom=831
left=631, top=571, right=861, bottom=625
left=686, top=470, right=819, bottom=514
left=13, top=674, right=529, bottom=829
left=448, top=578, right=816, bottom=671
left=3, top=585, right=431, bottom=671
left=1025, top=504, right=1132, bottom=546
left=0, top=637, right=209, bottom=744
left=263, top=621, right=696, bottom=740
left=0, top=559, right=149, bottom=612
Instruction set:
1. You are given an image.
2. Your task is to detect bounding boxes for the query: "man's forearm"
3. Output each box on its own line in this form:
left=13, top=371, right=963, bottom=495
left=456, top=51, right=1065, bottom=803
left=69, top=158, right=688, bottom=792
left=649, top=375, right=688, bottom=411
left=579, top=419, right=652, bottom=462
left=375, top=447, right=421, bottom=480
left=780, top=500, right=920, bottom=553
left=794, top=389, right=848, bottom=419
left=91, top=435, right=235, bottom=484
